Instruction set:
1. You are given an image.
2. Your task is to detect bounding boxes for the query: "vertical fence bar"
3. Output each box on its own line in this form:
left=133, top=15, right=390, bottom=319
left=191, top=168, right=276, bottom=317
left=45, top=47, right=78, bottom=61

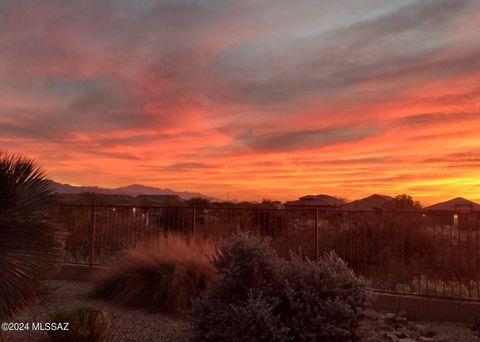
left=315, top=208, right=319, bottom=262
left=476, top=213, right=479, bottom=300
left=192, top=206, right=196, bottom=237
left=89, top=205, right=96, bottom=266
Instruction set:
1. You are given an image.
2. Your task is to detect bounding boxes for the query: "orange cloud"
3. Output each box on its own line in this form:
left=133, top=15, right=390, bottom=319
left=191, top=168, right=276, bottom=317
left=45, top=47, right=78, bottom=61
left=1, top=0, right=480, bottom=205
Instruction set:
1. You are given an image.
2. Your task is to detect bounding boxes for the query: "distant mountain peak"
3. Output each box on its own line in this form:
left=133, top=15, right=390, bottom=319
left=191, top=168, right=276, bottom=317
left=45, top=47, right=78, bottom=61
left=48, top=180, right=219, bottom=201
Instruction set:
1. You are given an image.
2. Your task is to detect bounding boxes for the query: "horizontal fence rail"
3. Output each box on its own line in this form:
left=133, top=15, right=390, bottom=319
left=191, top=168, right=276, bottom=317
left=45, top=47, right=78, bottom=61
left=51, top=204, right=480, bottom=301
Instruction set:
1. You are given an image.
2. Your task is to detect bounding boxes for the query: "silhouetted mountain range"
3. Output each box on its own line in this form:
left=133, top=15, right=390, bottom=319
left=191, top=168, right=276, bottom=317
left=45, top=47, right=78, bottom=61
left=48, top=181, right=219, bottom=201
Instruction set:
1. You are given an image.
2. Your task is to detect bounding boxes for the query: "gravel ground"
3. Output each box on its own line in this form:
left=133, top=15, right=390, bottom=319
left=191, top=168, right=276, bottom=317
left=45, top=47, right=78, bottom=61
left=3, top=280, right=478, bottom=342
left=3, top=280, right=190, bottom=342
left=357, top=309, right=480, bottom=341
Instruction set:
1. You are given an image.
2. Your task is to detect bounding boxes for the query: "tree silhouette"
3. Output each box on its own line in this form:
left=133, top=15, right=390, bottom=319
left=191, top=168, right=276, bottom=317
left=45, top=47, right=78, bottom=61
left=383, top=194, right=422, bottom=211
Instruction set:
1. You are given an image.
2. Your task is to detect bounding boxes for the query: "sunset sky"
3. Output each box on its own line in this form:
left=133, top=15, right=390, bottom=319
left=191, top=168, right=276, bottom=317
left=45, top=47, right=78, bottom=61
left=1, top=0, right=480, bottom=204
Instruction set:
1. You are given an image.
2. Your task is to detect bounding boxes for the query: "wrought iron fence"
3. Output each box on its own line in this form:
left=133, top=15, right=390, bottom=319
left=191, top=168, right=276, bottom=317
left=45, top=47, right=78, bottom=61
left=52, top=204, right=480, bottom=301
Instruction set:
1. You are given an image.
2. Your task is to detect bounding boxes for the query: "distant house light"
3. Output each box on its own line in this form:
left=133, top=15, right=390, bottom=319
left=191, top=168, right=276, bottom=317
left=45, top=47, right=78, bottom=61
left=112, top=208, right=116, bottom=212
left=132, top=208, right=136, bottom=213
left=453, top=214, right=459, bottom=227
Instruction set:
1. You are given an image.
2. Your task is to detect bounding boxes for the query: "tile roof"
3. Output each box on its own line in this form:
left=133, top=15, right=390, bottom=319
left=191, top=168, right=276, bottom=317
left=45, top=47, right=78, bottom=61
left=285, top=194, right=344, bottom=207
left=425, top=197, right=480, bottom=212
left=342, top=194, right=394, bottom=211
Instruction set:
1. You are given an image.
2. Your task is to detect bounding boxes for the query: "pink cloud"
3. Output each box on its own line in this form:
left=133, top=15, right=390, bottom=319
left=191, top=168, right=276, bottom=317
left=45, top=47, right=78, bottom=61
left=1, top=0, right=480, bottom=204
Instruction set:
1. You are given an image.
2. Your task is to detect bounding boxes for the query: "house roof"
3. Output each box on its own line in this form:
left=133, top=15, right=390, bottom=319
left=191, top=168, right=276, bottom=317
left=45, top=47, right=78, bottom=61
left=425, top=197, right=480, bottom=212
left=342, top=194, right=394, bottom=211
left=285, top=194, right=343, bottom=207
left=68, top=194, right=137, bottom=206
left=135, top=194, right=183, bottom=206
left=52, top=193, right=82, bottom=204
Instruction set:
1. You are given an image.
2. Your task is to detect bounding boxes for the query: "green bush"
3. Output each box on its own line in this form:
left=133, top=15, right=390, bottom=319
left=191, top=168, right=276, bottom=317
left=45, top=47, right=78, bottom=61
left=91, top=233, right=216, bottom=313
left=191, top=233, right=373, bottom=341
left=0, top=151, right=63, bottom=323
left=48, top=305, right=111, bottom=342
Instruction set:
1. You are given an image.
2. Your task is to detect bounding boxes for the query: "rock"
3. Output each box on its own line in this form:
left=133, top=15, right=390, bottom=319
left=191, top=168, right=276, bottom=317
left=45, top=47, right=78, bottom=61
left=407, top=322, right=416, bottom=329
left=418, top=337, right=435, bottom=342
left=383, top=323, right=394, bottom=332
left=432, top=337, right=445, bottom=342
left=382, top=331, right=414, bottom=342
left=384, top=313, right=397, bottom=324
left=394, top=331, right=409, bottom=339
left=415, top=324, right=426, bottom=335
left=384, top=332, right=400, bottom=341
left=425, top=331, right=435, bottom=338
left=396, top=317, right=409, bottom=326
left=362, top=310, right=380, bottom=320
left=397, top=310, right=408, bottom=318
left=415, top=324, right=435, bottom=338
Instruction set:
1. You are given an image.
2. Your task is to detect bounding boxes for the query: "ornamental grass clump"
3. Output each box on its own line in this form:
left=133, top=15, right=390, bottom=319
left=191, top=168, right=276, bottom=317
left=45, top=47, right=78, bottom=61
left=48, top=305, right=111, bottom=342
left=191, top=232, right=373, bottom=342
left=90, top=233, right=216, bottom=314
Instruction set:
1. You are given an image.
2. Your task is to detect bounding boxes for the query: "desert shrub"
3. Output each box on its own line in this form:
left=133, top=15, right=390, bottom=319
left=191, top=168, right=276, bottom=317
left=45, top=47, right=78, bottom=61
left=191, top=233, right=373, bottom=342
left=210, top=232, right=277, bottom=297
left=48, top=304, right=111, bottom=342
left=90, top=233, right=216, bottom=313
left=0, top=151, right=63, bottom=323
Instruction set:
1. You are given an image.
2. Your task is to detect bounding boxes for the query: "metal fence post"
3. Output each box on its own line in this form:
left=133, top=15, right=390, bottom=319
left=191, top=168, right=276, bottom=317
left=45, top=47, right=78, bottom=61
left=89, top=205, right=96, bottom=266
left=192, top=206, right=196, bottom=237
left=315, top=208, right=319, bottom=262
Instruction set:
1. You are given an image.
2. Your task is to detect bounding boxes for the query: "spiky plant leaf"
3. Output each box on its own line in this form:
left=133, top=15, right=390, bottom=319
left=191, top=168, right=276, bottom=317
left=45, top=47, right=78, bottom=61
left=0, top=151, right=63, bottom=321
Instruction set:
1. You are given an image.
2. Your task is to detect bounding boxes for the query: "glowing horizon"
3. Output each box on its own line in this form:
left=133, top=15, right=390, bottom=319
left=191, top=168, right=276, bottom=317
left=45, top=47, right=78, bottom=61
left=1, top=0, right=480, bottom=205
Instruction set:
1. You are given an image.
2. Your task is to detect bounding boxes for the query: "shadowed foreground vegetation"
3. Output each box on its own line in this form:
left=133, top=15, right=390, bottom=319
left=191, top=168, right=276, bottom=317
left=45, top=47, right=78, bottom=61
left=0, top=151, right=63, bottom=339
left=191, top=233, right=373, bottom=341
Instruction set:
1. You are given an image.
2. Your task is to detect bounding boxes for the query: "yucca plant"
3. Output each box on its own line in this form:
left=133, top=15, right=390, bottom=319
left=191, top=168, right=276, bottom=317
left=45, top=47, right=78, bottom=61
left=0, top=151, right=63, bottom=323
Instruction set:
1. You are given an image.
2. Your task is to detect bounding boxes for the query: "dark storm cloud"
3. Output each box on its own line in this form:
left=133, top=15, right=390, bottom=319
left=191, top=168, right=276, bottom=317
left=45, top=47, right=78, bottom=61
left=237, top=126, right=377, bottom=152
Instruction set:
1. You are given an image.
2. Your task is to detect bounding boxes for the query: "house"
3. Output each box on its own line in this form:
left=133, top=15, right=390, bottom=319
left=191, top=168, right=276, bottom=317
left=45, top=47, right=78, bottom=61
left=62, top=193, right=136, bottom=206
left=284, top=194, right=344, bottom=209
left=341, top=194, right=393, bottom=211
left=259, top=200, right=284, bottom=209
left=425, top=197, right=480, bottom=227
left=135, top=194, right=184, bottom=207
left=425, top=197, right=480, bottom=213
left=50, top=193, right=82, bottom=205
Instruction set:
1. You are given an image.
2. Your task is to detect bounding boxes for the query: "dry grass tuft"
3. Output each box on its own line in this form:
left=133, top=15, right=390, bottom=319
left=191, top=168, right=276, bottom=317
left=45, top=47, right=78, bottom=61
left=90, top=233, right=216, bottom=314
